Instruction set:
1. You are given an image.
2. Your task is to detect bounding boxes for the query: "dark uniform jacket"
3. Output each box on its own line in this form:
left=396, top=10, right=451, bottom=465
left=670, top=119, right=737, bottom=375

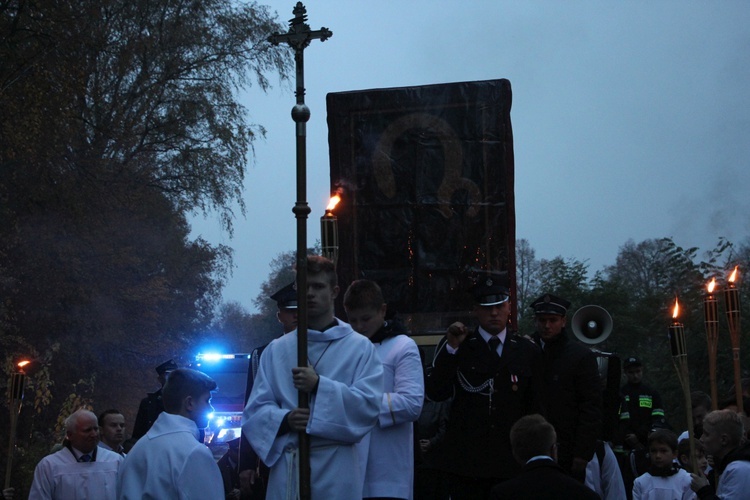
left=426, top=329, right=544, bottom=480
left=131, top=388, right=164, bottom=440
left=217, top=453, right=241, bottom=498
left=490, top=458, right=601, bottom=500
left=532, top=329, right=602, bottom=476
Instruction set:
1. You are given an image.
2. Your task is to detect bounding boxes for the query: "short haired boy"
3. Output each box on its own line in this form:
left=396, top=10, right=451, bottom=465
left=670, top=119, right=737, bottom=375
left=242, top=256, right=384, bottom=500
left=677, top=439, right=708, bottom=476
left=632, top=429, right=695, bottom=500
left=344, top=279, right=424, bottom=500
left=117, top=369, right=224, bottom=500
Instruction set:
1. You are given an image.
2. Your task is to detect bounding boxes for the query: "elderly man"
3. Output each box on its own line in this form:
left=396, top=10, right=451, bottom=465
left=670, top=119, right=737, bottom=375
left=29, top=409, right=124, bottom=499
left=426, top=273, right=544, bottom=499
left=98, top=409, right=126, bottom=456
left=118, top=368, right=224, bottom=499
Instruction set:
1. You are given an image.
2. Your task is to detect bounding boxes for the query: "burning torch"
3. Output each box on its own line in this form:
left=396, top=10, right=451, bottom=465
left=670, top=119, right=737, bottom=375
left=321, top=194, right=340, bottom=264
left=724, top=265, right=743, bottom=415
left=5, top=360, right=29, bottom=489
left=669, top=298, right=699, bottom=473
left=704, top=278, right=719, bottom=410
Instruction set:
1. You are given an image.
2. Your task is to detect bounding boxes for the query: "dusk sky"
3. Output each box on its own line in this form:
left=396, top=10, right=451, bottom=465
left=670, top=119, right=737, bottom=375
left=191, top=1, right=750, bottom=313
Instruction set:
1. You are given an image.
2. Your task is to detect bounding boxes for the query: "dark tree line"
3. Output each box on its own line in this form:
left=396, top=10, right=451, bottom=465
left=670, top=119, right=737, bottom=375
left=1, top=0, right=290, bottom=491
left=517, top=236, right=750, bottom=434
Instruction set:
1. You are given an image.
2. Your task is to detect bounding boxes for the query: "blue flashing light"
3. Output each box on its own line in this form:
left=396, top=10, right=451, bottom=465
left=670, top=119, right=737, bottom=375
left=197, top=352, right=223, bottom=362
left=195, top=352, right=252, bottom=362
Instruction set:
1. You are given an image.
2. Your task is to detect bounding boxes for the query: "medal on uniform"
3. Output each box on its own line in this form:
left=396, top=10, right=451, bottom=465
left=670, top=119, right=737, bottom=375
left=511, top=374, right=518, bottom=392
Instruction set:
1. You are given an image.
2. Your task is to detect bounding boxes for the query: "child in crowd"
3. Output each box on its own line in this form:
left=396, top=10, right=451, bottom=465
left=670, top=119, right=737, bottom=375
left=632, top=429, right=695, bottom=500
left=677, top=439, right=708, bottom=476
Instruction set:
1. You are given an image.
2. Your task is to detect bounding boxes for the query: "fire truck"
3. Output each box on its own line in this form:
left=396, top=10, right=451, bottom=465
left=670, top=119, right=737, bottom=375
left=192, top=352, right=251, bottom=457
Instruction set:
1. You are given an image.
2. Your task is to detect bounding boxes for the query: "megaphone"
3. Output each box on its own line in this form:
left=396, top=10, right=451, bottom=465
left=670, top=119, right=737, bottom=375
left=571, top=305, right=612, bottom=345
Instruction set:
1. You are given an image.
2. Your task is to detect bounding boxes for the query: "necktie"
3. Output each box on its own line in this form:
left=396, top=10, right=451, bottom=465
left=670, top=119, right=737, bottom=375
left=488, top=336, right=501, bottom=358
left=79, top=454, right=92, bottom=462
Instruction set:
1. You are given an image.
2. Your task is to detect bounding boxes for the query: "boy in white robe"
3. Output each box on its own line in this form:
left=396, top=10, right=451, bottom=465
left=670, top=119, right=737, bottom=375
left=344, top=279, right=424, bottom=500
left=117, top=368, right=224, bottom=500
left=243, top=255, right=384, bottom=500
left=29, top=409, right=123, bottom=500
left=632, top=429, right=695, bottom=500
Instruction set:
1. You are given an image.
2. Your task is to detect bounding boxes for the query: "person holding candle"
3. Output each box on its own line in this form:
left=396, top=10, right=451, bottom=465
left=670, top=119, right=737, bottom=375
left=530, top=293, right=603, bottom=483
left=690, top=409, right=750, bottom=499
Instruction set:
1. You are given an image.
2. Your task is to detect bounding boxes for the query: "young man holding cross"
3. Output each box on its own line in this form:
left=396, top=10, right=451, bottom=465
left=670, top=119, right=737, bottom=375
left=242, top=255, right=383, bottom=500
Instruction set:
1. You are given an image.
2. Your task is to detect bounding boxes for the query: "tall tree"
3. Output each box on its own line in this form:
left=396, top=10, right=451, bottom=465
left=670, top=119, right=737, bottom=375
left=0, top=0, right=292, bottom=487
left=515, top=238, right=540, bottom=319
left=1, top=0, right=291, bottom=230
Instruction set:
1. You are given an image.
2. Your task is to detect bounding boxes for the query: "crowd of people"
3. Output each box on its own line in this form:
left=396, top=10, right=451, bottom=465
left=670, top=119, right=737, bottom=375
left=14, top=254, right=750, bottom=499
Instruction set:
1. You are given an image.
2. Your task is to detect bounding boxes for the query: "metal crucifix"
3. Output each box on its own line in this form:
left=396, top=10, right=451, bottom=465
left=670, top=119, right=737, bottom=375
left=268, top=4, right=331, bottom=500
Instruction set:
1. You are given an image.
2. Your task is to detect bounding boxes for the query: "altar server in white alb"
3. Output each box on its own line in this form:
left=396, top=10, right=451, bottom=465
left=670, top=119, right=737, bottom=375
left=29, top=409, right=124, bottom=500
left=344, top=279, right=425, bottom=500
left=242, top=255, right=384, bottom=500
left=117, top=368, right=224, bottom=500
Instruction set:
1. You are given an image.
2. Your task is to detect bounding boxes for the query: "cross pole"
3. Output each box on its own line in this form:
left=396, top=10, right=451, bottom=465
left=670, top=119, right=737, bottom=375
left=268, top=4, right=331, bottom=500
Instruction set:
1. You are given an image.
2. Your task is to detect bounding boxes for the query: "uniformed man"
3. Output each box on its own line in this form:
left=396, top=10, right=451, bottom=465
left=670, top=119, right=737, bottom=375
left=131, top=358, right=178, bottom=441
left=426, top=273, right=544, bottom=499
left=530, top=293, right=602, bottom=483
left=238, top=281, right=298, bottom=499
left=615, top=355, right=667, bottom=489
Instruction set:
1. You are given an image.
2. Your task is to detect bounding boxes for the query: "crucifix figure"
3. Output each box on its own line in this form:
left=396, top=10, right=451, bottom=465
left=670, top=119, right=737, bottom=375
left=268, top=4, right=331, bottom=500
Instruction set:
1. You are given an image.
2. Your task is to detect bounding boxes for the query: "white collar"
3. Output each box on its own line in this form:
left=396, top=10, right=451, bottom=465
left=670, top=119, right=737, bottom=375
left=478, top=326, right=507, bottom=344
left=526, top=455, right=554, bottom=464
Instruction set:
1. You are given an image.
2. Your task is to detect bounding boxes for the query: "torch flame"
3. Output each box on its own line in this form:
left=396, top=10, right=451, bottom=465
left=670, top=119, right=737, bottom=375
left=707, top=278, right=716, bottom=294
left=326, top=195, right=341, bottom=212
left=729, top=265, right=739, bottom=283
left=672, top=298, right=680, bottom=320
left=17, top=360, right=30, bottom=369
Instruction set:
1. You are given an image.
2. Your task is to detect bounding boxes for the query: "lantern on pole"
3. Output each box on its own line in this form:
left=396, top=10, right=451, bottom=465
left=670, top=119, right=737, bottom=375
left=5, top=360, right=29, bottom=489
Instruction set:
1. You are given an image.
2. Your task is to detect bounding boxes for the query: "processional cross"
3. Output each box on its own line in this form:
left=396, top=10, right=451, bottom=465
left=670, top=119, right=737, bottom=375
left=268, top=4, right=331, bottom=500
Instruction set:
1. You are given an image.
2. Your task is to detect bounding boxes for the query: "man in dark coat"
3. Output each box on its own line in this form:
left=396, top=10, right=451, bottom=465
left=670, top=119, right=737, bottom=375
left=238, top=281, right=297, bottom=499
left=490, top=414, right=600, bottom=500
left=426, top=273, right=544, bottom=499
left=218, top=438, right=242, bottom=499
left=131, top=358, right=178, bottom=441
left=615, top=355, right=668, bottom=491
left=530, top=293, right=602, bottom=482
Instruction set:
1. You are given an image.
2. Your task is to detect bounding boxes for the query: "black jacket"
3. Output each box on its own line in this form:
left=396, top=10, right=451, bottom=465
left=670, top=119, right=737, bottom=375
left=490, top=458, right=601, bottom=500
left=131, top=388, right=164, bottom=440
left=696, top=441, right=750, bottom=500
left=426, top=329, right=544, bottom=480
left=532, top=329, right=602, bottom=475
